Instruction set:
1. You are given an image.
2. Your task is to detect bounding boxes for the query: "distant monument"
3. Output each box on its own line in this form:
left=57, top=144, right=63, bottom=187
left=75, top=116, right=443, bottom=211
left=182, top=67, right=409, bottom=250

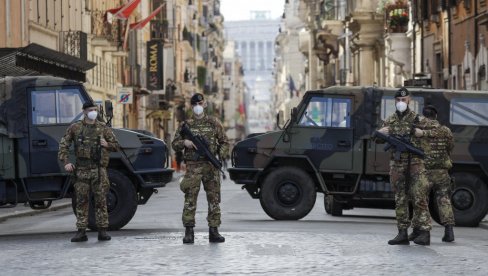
left=250, top=10, right=271, bottom=20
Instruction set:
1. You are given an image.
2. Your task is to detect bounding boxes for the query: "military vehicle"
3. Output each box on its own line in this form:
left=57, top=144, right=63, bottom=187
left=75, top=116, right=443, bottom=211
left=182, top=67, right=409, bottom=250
left=229, top=86, right=488, bottom=226
left=0, top=76, right=173, bottom=230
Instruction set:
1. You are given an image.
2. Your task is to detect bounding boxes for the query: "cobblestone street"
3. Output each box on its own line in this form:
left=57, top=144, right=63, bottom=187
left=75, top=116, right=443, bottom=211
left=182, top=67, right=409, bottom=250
left=1, top=176, right=488, bottom=275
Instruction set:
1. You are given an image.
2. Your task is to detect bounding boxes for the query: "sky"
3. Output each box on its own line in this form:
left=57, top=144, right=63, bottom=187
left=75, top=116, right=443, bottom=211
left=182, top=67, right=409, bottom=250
left=220, top=0, right=285, bottom=21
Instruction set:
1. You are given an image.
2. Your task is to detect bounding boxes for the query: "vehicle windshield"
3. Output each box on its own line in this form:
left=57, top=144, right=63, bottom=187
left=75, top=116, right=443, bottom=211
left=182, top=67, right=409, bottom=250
left=298, top=96, right=351, bottom=128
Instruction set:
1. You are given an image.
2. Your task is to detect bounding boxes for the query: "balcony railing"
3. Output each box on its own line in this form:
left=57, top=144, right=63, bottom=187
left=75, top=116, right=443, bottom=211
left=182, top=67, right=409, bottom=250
left=91, top=10, right=123, bottom=47
left=150, top=21, right=175, bottom=43
left=59, top=31, right=88, bottom=60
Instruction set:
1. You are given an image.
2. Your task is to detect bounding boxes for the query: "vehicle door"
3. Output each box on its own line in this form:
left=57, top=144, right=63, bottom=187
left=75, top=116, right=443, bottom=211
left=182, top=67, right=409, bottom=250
left=366, top=95, right=424, bottom=174
left=289, top=94, right=354, bottom=171
left=28, top=86, right=86, bottom=175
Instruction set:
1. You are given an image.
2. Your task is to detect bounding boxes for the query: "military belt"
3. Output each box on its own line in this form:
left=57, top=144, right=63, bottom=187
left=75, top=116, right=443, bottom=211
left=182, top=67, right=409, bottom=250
left=76, top=158, right=101, bottom=169
left=185, top=160, right=209, bottom=165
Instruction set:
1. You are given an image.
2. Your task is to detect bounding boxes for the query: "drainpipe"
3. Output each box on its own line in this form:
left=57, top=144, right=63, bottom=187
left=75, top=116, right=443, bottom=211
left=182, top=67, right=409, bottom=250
left=447, top=2, right=452, bottom=88
left=474, top=0, right=479, bottom=65
left=21, top=0, right=25, bottom=44
left=420, top=15, right=424, bottom=73
left=412, top=18, right=416, bottom=75
left=6, top=0, right=10, bottom=47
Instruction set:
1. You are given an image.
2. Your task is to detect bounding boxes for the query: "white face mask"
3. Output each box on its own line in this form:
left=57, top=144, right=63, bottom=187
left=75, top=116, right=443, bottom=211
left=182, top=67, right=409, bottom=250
left=87, top=110, right=98, bottom=120
left=396, top=101, right=408, bottom=113
left=193, top=105, right=204, bottom=116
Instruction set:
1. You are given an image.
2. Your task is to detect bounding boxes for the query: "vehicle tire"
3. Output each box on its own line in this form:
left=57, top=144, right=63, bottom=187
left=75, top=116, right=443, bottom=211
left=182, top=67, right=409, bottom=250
left=259, top=167, right=316, bottom=220
left=324, top=195, right=343, bottom=216
left=448, top=172, right=488, bottom=227
left=71, top=169, right=138, bottom=231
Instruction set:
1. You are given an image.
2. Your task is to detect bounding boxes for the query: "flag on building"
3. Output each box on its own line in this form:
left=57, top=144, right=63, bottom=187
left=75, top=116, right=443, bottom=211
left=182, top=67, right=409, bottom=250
left=105, top=0, right=141, bottom=22
left=130, top=4, right=165, bottom=30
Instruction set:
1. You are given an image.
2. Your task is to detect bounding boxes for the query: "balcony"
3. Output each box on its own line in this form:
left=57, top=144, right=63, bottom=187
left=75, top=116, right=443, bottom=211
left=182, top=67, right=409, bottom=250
left=59, top=31, right=88, bottom=60
left=91, top=10, right=123, bottom=49
left=150, top=21, right=175, bottom=44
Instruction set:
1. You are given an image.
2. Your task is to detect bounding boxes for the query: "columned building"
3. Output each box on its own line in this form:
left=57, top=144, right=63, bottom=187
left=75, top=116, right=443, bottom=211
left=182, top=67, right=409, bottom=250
left=225, top=11, right=280, bottom=134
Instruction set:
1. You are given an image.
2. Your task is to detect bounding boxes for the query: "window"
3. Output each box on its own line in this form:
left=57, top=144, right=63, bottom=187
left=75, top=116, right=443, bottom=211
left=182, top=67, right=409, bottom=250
left=298, top=96, right=351, bottom=128
left=380, top=96, right=424, bottom=120
left=450, top=98, right=488, bottom=126
left=31, top=88, right=85, bottom=125
left=224, top=62, right=232, bottom=75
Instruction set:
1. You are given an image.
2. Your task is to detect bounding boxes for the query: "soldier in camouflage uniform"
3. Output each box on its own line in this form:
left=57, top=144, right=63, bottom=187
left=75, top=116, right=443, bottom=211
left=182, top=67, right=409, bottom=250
left=378, top=87, right=432, bottom=245
left=58, top=101, right=120, bottom=242
left=409, top=105, right=455, bottom=242
left=172, top=93, right=229, bottom=244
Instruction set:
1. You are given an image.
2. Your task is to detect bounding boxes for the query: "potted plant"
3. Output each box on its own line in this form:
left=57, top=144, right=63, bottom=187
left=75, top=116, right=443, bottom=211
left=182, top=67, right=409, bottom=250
left=380, top=0, right=409, bottom=33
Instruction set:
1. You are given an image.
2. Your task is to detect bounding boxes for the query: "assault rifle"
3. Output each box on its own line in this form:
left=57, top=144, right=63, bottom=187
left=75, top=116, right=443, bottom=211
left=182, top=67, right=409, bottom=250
left=180, top=123, right=225, bottom=174
left=373, top=131, right=425, bottom=160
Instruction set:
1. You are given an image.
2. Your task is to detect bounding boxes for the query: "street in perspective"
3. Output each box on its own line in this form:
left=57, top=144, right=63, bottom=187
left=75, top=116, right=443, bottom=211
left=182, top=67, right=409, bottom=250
left=1, top=174, right=488, bottom=275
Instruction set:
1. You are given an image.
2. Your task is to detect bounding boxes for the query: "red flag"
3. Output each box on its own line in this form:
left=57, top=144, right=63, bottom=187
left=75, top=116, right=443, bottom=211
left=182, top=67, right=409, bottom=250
left=112, top=0, right=141, bottom=20
left=130, top=4, right=165, bottom=30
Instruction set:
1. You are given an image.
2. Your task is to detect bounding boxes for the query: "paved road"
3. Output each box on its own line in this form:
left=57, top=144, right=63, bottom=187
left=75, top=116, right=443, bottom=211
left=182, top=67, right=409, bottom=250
left=1, top=173, right=488, bottom=275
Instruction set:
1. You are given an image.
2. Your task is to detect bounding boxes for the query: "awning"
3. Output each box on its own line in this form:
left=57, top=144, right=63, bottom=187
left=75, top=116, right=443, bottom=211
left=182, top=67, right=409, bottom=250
left=0, top=43, right=96, bottom=82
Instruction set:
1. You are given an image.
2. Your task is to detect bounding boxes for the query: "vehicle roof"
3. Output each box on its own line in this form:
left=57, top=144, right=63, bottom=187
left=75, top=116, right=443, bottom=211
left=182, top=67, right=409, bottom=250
left=0, top=75, right=81, bottom=87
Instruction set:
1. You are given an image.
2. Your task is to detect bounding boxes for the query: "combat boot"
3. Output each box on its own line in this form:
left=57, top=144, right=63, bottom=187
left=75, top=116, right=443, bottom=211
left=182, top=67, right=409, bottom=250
left=388, top=229, right=409, bottom=245
left=408, top=228, right=420, bottom=241
left=413, top=230, right=430, bottom=245
left=183, top=227, right=194, bottom=244
left=209, top=227, right=225, bottom=243
left=98, top=228, right=111, bottom=241
left=71, top=228, right=88, bottom=242
left=442, top=225, right=455, bottom=242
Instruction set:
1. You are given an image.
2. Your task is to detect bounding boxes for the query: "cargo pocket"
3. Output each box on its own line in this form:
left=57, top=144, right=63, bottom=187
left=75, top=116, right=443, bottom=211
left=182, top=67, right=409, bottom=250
left=180, top=177, right=191, bottom=193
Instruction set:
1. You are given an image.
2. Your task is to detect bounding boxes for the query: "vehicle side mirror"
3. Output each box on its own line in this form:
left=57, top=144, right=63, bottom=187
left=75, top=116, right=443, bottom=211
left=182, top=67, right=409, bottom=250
left=104, top=100, right=114, bottom=127
left=276, top=111, right=284, bottom=129
left=105, top=100, right=113, bottom=118
left=291, top=107, right=298, bottom=123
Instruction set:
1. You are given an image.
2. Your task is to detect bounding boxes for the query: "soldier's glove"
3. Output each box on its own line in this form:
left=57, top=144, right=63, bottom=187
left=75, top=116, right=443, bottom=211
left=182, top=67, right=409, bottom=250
left=414, top=128, right=425, bottom=138
left=378, top=127, right=389, bottom=134
left=184, top=139, right=198, bottom=150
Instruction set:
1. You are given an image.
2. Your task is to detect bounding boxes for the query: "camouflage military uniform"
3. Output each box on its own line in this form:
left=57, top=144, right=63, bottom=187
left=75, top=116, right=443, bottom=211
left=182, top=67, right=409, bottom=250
left=382, top=110, right=432, bottom=231
left=419, top=119, right=455, bottom=226
left=58, top=119, right=119, bottom=229
left=172, top=115, right=229, bottom=227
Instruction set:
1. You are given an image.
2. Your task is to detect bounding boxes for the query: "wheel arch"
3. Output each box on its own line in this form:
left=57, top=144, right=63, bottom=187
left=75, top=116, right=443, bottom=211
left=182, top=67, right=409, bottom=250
left=108, top=157, right=140, bottom=190
left=449, top=163, right=488, bottom=226
left=259, top=155, right=327, bottom=193
left=452, top=163, right=488, bottom=183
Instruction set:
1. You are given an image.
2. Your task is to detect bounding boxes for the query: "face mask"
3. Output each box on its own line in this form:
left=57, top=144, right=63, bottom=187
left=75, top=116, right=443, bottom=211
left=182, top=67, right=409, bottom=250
left=193, top=105, right=204, bottom=116
left=396, top=101, right=408, bottom=113
left=87, top=111, right=98, bottom=120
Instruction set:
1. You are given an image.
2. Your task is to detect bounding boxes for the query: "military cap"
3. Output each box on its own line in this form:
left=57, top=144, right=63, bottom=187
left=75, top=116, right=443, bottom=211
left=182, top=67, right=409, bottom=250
left=82, top=101, right=96, bottom=110
left=190, top=93, right=205, bottom=105
left=423, top=104, right=438, bottom=117
left=395, top=87, right=410, bottom=98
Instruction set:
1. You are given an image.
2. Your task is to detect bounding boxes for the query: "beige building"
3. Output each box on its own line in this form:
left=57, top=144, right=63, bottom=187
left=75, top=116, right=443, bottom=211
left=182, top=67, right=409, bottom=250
left=0, top=0, right=243, bottom=154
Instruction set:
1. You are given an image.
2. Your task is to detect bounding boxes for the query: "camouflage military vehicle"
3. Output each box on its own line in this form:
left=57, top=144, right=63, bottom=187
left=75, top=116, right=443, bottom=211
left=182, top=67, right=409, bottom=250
left=0, top=76, right=173, bottom=230
left=229, top=86, right=488, bottom=226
